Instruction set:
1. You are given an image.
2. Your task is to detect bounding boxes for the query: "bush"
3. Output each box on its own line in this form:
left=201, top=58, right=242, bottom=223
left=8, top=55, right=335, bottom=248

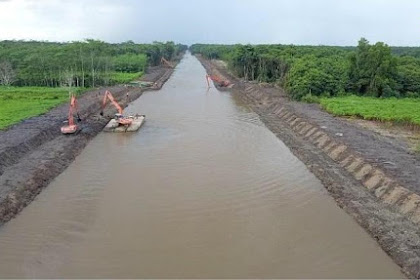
left=109, top=72, right=143, bottom=84
left=406, top=91, right=420, bottom=98
left=382, top=86, right=401, bottom=98
left=112, top=54, right=147, bottom=73
left=286, top=55, right=349, bottom=99
left=301, top=94, right=320, bottom=103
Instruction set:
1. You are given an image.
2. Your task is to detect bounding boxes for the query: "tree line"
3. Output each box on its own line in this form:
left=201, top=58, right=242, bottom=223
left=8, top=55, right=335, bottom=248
left=190, top=39, right=420, bottom=100
left=0, top=40, right=187, bottom=88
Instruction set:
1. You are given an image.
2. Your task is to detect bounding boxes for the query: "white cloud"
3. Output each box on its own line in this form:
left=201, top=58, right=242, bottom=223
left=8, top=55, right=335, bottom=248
left=0, top=0, right=419, bottom=45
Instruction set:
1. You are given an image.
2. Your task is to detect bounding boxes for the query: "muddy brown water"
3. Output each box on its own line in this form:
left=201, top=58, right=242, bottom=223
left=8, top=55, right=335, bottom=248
left=0, top=53, right=403, bottom=278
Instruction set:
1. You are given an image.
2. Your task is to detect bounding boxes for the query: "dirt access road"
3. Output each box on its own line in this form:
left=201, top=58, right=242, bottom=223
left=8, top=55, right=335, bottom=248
left=0, top=63, right=178, bottom=225
left=197, top=55, right=420, bottom=278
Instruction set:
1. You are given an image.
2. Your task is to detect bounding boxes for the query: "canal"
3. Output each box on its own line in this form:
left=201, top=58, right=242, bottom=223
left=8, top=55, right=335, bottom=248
left=0, top=53, right=403, bottom=278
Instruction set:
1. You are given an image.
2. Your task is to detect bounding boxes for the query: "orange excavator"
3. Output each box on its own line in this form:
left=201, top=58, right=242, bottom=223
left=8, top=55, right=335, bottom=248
left=100, top=90, right=145, bottom=132
left=100, top=90, right=133, bottom=126
left=61, top=93, right=81, bottom=134
left=206, top=74, right=231, bottom=88
left=161, top=57, right=174, bottom=68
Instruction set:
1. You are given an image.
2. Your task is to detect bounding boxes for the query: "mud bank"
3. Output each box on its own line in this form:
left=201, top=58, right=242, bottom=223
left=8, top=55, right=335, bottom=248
left=197, top=55, right=420, bottom=278
left=0, top=62, right=178, bottom=225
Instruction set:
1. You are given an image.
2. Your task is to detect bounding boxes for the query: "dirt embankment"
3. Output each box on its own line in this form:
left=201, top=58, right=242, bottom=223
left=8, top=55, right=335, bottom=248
left=197, top=55, right=420, bottom=278
left=0, top=62, right=179, bottom=225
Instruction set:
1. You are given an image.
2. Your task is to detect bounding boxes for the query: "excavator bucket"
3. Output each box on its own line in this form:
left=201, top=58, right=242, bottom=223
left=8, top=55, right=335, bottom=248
left=61, top=124, right=78, bottom=134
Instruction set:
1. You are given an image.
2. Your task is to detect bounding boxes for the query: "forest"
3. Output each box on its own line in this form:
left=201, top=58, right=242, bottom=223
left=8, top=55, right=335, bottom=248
left=190, top=39, right=420, bottom=100
left=0, top=40, right=187, bottom=88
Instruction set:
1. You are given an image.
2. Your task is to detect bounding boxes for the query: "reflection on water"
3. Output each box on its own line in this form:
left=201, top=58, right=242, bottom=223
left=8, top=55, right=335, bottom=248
left=0, top=53, right=403, bottom=278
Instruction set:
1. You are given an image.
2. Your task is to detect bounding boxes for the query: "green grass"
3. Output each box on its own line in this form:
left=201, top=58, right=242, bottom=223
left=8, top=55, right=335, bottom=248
left=320, top=95, right=420, bottom=127
left=0, top=86, right=76, bottom=129
left=110, top=71, right=143, bottom=84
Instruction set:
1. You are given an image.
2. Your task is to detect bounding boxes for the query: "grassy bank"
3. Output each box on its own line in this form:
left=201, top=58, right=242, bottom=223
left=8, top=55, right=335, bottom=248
left=319, top=96, right=420, bottom=127
left=0, top=87, right=76, bottom=129
left=110, top=71, right=143, bottom=84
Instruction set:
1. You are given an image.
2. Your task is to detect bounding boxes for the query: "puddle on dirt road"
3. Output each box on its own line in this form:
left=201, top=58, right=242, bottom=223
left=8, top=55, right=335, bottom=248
left=0, top=53, right=404, bottom=278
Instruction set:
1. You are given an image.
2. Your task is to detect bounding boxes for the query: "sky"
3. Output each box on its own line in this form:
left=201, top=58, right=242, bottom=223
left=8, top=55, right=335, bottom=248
left=0, top=0, right=419, bottom=46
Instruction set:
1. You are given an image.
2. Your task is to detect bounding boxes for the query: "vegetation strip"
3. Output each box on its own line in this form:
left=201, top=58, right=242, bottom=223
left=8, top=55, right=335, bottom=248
left=190, top=39, right=420, bottom=99
left=0, top=40, right=187, bottom=88
left=319, top=96, right=420, bottom=128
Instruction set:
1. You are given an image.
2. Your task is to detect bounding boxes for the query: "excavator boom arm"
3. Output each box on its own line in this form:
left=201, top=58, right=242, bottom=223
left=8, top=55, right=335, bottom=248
left=102, top=90, right=123, bottom=115
left=67, top=94, right=78, bottom=126
left=161, top=57, right=174, bottom=68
